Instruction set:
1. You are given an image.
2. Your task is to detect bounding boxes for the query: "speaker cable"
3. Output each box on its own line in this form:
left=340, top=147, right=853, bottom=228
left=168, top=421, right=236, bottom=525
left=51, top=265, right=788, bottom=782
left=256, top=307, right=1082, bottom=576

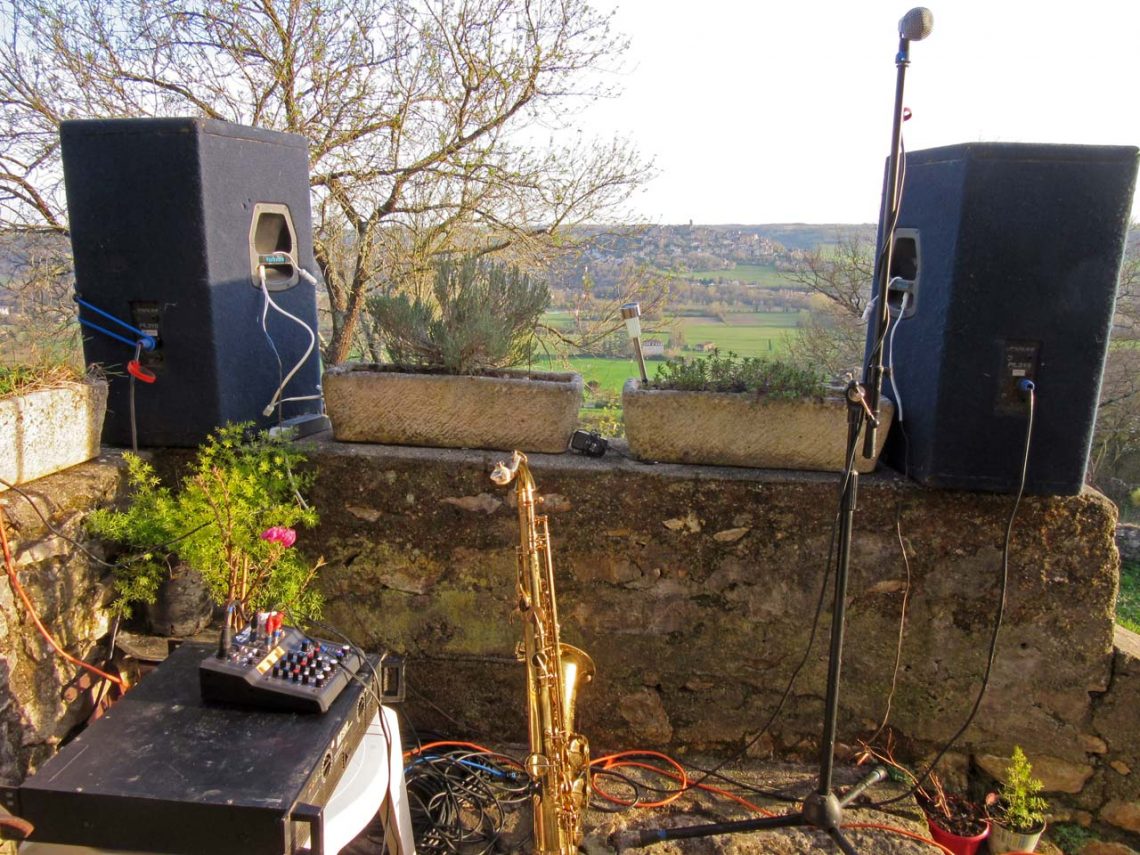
left=257, top=264, right=322, bottom=418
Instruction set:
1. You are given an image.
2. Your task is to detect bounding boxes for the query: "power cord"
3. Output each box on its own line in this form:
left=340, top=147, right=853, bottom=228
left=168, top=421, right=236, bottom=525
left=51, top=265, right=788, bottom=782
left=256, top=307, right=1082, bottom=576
left=873, top=380, right=1036, bottom=807
left=887, top=290, right=911, bottom=423
left=682, top=438, right=858, bottom=790
left=257, top=264, right=322, bottom=419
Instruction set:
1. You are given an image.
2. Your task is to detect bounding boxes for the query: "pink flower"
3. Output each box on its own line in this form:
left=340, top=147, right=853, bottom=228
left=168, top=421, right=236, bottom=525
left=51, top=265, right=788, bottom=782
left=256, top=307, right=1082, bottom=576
left=260, top=526, right=297, bottom=547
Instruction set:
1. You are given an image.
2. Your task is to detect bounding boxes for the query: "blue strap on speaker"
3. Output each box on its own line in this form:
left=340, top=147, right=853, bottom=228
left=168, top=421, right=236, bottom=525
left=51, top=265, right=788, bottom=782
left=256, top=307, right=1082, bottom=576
left=74, top=296, right=156, bottom=352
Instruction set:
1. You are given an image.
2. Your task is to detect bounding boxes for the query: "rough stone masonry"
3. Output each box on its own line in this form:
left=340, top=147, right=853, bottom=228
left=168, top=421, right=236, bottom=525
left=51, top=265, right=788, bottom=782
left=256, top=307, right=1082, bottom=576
left=0, top=445, right=1138, bottom=845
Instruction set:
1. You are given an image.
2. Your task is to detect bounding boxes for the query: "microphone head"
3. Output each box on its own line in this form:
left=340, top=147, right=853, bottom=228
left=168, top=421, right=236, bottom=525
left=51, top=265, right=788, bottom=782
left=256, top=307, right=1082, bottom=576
left=899, top=7, right=934, bottom=40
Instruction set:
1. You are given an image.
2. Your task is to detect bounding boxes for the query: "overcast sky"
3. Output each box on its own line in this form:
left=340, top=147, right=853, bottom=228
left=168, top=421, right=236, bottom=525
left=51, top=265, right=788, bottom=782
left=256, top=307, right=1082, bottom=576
left=573, top=0, right=1140, bottom=225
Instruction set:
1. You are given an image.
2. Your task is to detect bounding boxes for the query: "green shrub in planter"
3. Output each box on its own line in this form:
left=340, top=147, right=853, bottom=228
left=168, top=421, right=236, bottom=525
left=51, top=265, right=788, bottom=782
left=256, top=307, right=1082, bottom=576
left=650, top=351, right=828, bottom=398
left=367, top=255, right=550, bottom=375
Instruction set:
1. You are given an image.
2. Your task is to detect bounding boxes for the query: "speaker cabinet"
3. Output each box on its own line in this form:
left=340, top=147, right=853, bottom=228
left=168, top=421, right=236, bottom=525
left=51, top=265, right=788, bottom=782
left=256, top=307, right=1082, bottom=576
left=871, top=142, right=1138, bottom=494
left=61, top=118, right=323, bottom=447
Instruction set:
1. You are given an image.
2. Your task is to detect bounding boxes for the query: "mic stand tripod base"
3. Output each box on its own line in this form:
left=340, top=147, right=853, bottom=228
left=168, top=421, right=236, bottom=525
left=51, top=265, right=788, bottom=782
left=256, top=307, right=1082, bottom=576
left=611, top=766, right=889, bottom=854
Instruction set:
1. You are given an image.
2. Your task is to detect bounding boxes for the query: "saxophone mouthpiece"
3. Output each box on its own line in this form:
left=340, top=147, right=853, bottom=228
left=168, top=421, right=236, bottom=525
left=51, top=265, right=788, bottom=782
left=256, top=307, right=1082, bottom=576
left=490, top=450, right=523, bottom=486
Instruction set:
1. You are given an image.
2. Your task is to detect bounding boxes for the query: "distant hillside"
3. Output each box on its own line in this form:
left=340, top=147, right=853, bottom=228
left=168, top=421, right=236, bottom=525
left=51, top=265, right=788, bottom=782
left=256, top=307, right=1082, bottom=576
left=703, top=223, right=877, bottom=251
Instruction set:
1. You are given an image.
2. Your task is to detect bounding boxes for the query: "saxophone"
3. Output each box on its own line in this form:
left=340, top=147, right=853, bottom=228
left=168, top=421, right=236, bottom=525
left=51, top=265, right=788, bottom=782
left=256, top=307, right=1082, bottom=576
left=491, top=451, right=594, bottom=855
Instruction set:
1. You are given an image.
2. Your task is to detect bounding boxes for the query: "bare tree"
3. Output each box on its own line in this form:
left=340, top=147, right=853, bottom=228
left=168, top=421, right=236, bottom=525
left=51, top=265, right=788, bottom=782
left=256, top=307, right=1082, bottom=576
left=782, top=232, right=877, bottom=318
left=1089, top=229, right=1140, bottom=511
left=781, top=231, right=876, bottom=376
left=0, top=0, right=652, bottom=363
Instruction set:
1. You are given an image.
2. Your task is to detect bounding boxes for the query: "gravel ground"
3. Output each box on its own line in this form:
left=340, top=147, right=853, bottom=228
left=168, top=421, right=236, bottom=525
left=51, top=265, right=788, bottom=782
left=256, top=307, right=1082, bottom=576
left=344, top=755, right=956, bottom=855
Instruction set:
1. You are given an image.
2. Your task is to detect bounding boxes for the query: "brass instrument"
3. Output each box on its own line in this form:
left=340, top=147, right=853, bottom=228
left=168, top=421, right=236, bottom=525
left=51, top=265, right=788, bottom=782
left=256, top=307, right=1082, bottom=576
left=491, top=451, right=594, bottom=855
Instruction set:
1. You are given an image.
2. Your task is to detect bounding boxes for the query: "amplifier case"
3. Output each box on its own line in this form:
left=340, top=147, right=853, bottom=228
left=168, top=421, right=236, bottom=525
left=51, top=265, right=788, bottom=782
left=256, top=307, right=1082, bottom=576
left=61, top=117, right=323, bottom=447
left=870, top=142, right=1138, bottom=494
left=3, top=643, right=380, bottom=854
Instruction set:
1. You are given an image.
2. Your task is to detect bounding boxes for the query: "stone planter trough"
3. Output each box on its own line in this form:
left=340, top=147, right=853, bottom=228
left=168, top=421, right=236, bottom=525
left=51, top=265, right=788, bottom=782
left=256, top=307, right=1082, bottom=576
left=622, top=378, right=893, bottom=472
left=323, top=364, right=583, bottom=454
left=0, top=379, right=108, bottom=490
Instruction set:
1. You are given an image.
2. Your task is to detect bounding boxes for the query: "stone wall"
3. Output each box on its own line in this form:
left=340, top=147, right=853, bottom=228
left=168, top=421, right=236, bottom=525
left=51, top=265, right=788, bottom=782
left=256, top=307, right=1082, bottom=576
left=0, top=444, right=1138, bottom=843
left=0, top=459, right=119, bottom=783
left=306, top=439, right=1137, bottom=838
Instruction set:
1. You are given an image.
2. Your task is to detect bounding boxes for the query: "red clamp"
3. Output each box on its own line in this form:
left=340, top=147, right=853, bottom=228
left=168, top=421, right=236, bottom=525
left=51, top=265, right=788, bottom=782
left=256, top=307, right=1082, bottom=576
left=127, top=360, right=157, bottom=384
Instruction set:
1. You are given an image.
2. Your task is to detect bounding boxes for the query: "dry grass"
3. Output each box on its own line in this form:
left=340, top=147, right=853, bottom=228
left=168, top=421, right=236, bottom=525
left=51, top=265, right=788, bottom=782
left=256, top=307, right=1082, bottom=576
left=0, top=362, right=90, bottom=399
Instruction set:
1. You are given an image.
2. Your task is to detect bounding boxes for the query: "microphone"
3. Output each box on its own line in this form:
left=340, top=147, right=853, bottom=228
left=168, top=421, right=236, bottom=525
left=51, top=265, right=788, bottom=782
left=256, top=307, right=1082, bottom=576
left=899, top=7, right=934, bottom=41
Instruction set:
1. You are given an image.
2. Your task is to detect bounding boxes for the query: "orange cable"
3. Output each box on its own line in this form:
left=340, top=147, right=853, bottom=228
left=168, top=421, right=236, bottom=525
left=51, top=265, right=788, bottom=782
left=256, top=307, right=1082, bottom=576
left=0, top=510, right=126, bottom=689
left=405, top=739, right=525, bottom=767
left=591, top=751, right=689, bottom=808
left=592, top=749, right=955, bottom=854
left=399, top=740, right=956, bottom=854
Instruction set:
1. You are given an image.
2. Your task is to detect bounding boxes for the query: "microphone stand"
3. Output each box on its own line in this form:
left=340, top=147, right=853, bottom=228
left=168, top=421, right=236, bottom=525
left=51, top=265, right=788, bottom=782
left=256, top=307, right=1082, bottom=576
left=612, top=27, right=921, bottom=855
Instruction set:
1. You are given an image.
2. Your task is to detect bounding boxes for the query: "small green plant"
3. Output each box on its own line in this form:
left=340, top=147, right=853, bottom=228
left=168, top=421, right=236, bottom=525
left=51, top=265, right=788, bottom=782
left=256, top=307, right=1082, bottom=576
left=366, top=255, right=550, bottom=375
left=987, top=746, right=1048, bottom=833
left=650, top=350, right=826, bottom=399
left=1120, top=560, right=1140, bottom=633
left=1049, top=822, right=1095, bottom=854
left=88, top=423, right=324, bottom=624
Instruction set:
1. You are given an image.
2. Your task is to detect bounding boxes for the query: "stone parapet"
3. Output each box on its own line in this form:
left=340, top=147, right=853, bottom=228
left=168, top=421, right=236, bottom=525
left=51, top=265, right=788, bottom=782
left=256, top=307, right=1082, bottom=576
left=0, top=441, right=1136, bottom=847
left=306, top=441, right=1123, bottom=788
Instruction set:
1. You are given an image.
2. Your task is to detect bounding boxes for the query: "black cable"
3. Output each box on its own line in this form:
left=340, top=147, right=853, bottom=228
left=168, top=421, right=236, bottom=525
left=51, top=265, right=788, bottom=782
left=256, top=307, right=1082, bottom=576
left=588, top=767, right=645, bottom=811
left=677, top=760, right=804, bottom=805
left=297, top=618, right=407, bottom=855
left=405, top=745, right=528, bottom=855
left=683, top=435, right=858, bottom=791
left=873, top=384, right=1036, bottom=808
left=0, top=475, right=119, bottom=568
left=129, top=370, right=138, bottom=453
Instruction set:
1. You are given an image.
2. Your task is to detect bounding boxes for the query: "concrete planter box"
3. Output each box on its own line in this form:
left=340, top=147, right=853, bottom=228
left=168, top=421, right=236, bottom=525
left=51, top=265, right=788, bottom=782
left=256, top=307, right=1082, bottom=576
left=323, top=364, right=583, bottom=453
left=622, top=378, right=893, bottom=473
left=0, top=379, right=108, bottom=490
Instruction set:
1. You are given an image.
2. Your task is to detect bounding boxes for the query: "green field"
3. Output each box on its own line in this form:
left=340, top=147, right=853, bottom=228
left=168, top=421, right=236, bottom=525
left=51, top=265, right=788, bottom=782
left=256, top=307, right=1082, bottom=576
left=682, top=312, right=805, bottom=357
left=535, top=310, right=804, bottom=397
left=1121, top=560, right=1140, bottom=633
left=676, top=264, right=802, bottom=289
left=534, top=354, right=639, bottom=396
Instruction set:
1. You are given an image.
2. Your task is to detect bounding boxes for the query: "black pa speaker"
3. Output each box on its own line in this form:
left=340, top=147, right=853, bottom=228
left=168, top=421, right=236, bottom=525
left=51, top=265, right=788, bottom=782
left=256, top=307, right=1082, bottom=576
left=870, top=142, right=1138, bottom=495
left=61, top=117, right=324, bottom=447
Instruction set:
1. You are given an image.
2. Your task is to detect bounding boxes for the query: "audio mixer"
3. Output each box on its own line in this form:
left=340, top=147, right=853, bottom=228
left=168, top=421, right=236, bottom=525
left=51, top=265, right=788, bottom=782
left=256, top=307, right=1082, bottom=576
left=200, top=623, right=365, bottom=713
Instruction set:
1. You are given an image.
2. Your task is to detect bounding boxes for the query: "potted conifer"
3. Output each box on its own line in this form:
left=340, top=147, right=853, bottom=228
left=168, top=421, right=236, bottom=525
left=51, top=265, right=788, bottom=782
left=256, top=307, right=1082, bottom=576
left=323, top=255, right=581, bottom=453
left=985, top=747, right=1048, bottom=854
left=622, top=351, right=893, bottom=471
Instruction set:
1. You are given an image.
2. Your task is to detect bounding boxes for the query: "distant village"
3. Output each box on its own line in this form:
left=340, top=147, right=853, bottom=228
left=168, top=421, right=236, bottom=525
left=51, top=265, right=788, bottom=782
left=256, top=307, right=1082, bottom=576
left=545, top=222, right=874, bottom=295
